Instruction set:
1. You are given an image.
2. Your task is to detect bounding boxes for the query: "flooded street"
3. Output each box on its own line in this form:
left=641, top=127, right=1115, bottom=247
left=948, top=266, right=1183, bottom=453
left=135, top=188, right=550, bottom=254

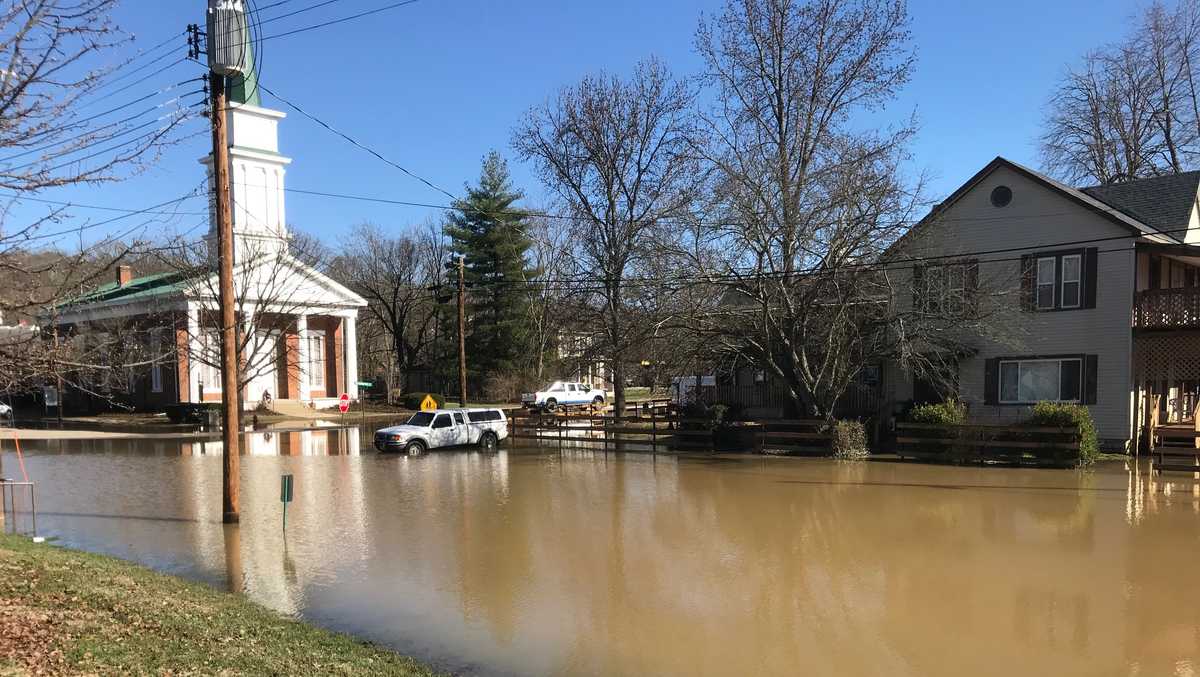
left=4, top=429, right=1200, bottom=676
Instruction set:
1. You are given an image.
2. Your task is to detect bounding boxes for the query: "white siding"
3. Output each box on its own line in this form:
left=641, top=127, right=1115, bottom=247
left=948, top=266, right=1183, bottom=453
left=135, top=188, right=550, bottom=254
left=889, top=165, right=1135, bottom=444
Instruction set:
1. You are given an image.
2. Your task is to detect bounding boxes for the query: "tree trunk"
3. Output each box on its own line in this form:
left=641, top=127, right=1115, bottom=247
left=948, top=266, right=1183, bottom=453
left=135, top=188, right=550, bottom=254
left=612, top=360, right=626, bottom=416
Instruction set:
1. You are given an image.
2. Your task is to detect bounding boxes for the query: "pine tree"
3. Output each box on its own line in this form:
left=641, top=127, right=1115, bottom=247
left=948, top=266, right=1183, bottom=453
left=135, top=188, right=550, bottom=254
left=443, top=152, right=537, bottom=391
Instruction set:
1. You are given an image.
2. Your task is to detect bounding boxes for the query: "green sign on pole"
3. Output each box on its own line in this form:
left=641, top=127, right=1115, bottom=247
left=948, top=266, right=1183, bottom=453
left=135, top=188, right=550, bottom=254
left=356, top=381, right=373, bottom=388
left=280, top=474, right=294, bottom=531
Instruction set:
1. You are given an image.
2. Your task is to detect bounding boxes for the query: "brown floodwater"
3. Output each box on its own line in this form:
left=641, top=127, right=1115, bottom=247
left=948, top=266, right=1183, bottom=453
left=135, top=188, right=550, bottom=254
left=3, top=428, right=1199, bottom=676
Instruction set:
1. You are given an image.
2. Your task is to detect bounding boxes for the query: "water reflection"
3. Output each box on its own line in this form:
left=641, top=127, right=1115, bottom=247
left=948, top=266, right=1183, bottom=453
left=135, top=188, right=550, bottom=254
left=5, top=437, right=1200, bottom=676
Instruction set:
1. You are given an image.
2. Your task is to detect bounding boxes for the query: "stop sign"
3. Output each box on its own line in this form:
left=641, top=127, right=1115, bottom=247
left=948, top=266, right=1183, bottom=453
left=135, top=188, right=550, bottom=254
left=338, top=392, right=350, bottom=413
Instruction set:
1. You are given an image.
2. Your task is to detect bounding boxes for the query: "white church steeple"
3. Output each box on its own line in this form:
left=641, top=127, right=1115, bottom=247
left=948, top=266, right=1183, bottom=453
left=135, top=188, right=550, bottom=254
left=202, top=78, right=292, bottom=261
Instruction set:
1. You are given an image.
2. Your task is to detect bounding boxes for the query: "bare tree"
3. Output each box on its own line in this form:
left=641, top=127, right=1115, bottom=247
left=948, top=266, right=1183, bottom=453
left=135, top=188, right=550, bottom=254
left=1041, top=0, right=1200, bottom=183
left=684, top=0, right=937, bottom=418
left=0, top=0, right=197, bottom=400
left=522, top=213, right=571, bottom=382
left=513, top=57, right=702, bottom=413
left=329, top=222, right=441, bottom=396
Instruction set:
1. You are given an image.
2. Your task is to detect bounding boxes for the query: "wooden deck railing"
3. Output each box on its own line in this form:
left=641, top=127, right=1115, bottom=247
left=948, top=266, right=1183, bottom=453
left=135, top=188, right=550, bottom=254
left=1134, top=288, right=1200, bottom=329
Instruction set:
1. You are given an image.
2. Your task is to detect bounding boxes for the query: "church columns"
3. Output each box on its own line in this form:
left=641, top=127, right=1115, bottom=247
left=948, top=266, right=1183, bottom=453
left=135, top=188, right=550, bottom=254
left=344, top=314, right=358, bottom=400
left=187, top=305, right=202, bottom=403
left=296, top=313, right=309, bottom=401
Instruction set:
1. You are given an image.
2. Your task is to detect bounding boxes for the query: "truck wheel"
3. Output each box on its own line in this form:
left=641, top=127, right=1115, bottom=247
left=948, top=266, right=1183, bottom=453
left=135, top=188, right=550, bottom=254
left=544, top=398, right=558, bottom=412
left=479, top=431, right=498, bottom=452
left=404, top=439, right=426, bottom=455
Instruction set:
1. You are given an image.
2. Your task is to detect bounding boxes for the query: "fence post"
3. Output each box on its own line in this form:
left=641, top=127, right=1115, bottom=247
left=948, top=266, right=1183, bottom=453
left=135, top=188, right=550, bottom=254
left=653, top=409, right=658, bottom=454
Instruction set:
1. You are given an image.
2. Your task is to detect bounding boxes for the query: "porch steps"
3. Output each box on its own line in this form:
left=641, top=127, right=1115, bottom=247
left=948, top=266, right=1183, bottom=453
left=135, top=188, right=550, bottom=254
left=1150, top=443, right=1200, bottom=474
left=265, top=399, right=323, bottom=419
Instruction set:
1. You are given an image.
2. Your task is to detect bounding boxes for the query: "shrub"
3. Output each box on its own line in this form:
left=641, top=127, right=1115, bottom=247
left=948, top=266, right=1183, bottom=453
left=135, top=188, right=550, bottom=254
left=908, top=399, right=967, bottom=426
left=679, top=401, right=728, bottom=430
left=164, top=403, right=222, bottom=424
left=1028, top=401, right=1098, bottom=465
left=482, top=373, right=525, bottom=403
left=831, top=420, right=869, bottom=459
left=400, top=392, right=446, bottom=410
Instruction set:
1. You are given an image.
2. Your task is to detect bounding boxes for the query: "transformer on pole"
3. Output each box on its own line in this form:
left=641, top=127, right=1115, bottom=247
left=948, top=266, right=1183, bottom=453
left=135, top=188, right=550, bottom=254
left=206, top=0, right=249, bottom=76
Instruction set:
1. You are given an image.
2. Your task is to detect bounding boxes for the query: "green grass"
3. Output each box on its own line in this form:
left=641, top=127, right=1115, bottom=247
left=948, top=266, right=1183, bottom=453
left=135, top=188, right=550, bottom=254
left=0, top=534, right=442, bottom=676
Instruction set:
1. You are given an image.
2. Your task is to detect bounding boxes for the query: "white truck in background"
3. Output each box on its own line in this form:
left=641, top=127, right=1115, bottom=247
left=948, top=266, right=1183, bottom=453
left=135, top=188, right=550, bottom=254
left=521, top=381, right=607, bottom=411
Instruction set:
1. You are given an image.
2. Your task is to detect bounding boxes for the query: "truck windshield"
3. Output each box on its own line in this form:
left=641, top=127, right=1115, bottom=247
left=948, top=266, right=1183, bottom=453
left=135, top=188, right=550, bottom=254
left=405, top=412, right=435, bottom=427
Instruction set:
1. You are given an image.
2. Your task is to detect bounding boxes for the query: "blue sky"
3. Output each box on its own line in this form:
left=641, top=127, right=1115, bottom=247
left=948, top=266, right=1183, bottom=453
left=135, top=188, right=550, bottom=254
left=29, top=0, right=1136, bottom=249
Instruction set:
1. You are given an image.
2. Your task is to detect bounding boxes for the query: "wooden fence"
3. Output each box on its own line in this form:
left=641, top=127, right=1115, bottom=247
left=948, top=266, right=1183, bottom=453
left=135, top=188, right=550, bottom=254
left=755, top=419, right=834, bottom=455
left=894, top=422, right=1081, bottom=467
left=506, top=410, right=837, bottom=454
left=506, top=408, right=714, bottom=452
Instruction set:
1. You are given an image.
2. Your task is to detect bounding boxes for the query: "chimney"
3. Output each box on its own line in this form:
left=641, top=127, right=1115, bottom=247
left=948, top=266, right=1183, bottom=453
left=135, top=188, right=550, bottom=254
left=116, top=265, right=132, bottom=286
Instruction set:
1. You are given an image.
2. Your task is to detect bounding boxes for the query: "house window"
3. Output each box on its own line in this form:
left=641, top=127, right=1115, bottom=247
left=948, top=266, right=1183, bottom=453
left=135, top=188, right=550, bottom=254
left=998, top=358, right=1082, bottom=403
left=307, top=331, right=325, bottom=389
left=914, top=260, right=977, bottom=316
left=1024, top=249, right=1094, bottom=311
left=1036, top=257, right=1056, bottom=310
left=199, top=331, right=222, bottom=392
left=1061, top=254, right=1081, bottom=308
left=150, top=332, right=163, bottom=393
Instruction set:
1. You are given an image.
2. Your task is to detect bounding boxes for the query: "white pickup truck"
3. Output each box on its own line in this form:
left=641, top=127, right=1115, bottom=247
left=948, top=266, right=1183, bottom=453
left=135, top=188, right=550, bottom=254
left=374, top=408, right=508, bottom=454
left=521, top=380, right=607, bottom=411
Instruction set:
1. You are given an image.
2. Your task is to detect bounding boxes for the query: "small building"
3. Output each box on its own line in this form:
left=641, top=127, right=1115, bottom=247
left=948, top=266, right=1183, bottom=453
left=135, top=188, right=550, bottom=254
left=53, top=72, right=366, bottom=411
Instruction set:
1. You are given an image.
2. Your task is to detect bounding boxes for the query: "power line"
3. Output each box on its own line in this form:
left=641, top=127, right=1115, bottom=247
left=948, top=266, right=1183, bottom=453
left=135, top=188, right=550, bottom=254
left=7, top=108, right=200, bottom=173
left=258, top=83, right=457, bottom=200
left=0, top=92, right=202, bottom=163
left=34, top=116, right=202, bottom=176
left=260, top=0, right=421, bottom=41
left=2, top=182, right=209, bottom=245
left=0, top=191, right=206, bottom=217
left=79, top=57, right=190, bottom=110
left=276, top=181, right=1182, bottom=238
left=258, top=0, right=346, bottom=24
left=9, top=80, right=199, bottom=155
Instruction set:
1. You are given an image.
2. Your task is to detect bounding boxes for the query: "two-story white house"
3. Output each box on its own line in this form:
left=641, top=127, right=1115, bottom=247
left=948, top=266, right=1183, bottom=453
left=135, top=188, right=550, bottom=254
left=888, top=156, right=1200, bottom=451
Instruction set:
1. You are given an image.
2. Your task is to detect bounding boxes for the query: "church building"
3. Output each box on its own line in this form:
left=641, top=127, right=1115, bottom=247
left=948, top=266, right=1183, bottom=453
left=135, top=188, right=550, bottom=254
left=53, top=71, right=367, bottom=412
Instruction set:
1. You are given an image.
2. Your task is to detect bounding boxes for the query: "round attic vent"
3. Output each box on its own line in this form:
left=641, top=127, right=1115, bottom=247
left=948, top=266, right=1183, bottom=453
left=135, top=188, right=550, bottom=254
left=990, top=185, right=1013, bottom=208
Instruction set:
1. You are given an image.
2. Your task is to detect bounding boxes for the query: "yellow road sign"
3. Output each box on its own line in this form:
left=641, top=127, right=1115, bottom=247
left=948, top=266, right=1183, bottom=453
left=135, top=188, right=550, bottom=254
left=420, top=394, right=438, bottom=411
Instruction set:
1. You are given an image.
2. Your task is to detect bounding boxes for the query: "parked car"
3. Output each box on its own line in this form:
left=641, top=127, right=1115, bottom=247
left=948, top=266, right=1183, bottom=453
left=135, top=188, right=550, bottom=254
left=374, top=408, right=508, bottom=454
left=521, top=381, right=607, bottom=411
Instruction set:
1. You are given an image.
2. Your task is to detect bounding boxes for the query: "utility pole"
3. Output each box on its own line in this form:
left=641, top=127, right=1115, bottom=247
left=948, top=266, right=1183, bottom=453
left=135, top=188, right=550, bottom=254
left=201, top=1, right=248, bottom=524
left=457, top=254, right=468, bottom=408
left=210, top=71, right=241, bottom=523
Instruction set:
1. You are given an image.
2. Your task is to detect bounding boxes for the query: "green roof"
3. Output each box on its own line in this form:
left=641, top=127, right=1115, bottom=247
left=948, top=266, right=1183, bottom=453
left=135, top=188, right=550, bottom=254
left=62, top=270, right=198, bottom=308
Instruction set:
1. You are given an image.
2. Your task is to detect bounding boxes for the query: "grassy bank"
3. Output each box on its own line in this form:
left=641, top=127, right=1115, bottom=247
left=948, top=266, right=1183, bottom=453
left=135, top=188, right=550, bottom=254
left=0, top=535, right=441, bottom=676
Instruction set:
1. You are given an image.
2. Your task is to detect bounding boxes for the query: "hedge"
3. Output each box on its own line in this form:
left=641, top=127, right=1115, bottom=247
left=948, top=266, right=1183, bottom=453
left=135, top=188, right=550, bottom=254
left=908, top=399, right=967, bottom=426
left=1028, top=401, right=1098, bottom=465
left=400, top=392, right=446, bottom=410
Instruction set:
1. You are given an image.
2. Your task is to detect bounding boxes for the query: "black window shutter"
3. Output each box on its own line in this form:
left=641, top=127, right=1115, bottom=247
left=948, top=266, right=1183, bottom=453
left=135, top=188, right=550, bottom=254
left=911, top=265, right=924, bottom=312
left=1084, top=354, right=1098, bottom=404
left=1083, top=248, right=1098, bottom=308
left=984, top=358, right=999, bottom=405
left=1020, top=255, right=1034, bottom=311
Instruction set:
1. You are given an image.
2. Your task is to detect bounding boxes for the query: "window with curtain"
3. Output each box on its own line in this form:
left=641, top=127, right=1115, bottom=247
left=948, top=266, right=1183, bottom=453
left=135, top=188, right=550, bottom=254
left=998, top=358, right=1082, bottom=403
